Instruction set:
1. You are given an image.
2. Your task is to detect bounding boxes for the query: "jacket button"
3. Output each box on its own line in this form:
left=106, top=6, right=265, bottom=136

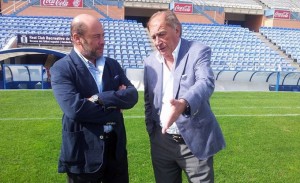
left=99, top=135, right=104, bottom=139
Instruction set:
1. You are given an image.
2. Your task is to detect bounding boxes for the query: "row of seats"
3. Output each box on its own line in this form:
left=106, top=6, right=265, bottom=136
left=0, top=15, right=299, bottom=72
left=190, top=0, right=262, bottom=9
left=259, top=0, right=300, bottom=12
left=182, top=23, right=298, bottom=72
left=260, top=27, right=300, bottom=64
left=0, top=16, right=152, bottom=69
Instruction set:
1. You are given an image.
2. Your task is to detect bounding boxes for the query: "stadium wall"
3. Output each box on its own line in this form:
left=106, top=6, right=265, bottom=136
left=263, top=18, right=300, bottom=29
left=244, top=15, right=263, bottom=32
left=206, top=11, right=225, bottom=24
left=16, top=5, right=124, bottom=19
left=176, top=13, right=212, bottom=24
left=1, top=1, right=15, bottom=9
left=271, top=19, right=300, bottom=29
left=175, top=11, right=225, bottom=24
left=18, top=6, right=103, bottom=18
left=95, top=5, right=124, bottom=19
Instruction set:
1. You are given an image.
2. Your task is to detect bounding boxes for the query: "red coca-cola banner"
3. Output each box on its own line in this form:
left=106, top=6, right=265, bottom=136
left=273, top=10, right=290, bottom=20
left=40, top=0, right=83, bottom=8
left=173, top=2, right=193, bottom=14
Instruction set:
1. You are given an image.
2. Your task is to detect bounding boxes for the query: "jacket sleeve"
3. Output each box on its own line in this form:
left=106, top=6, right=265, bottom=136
left=50, top=57, right=121, bottom=124
left=97, top=59, right=138, bottom=110
left=143, top=59, right=155, bottom=134
left=181, top=44, right=215, bottom=117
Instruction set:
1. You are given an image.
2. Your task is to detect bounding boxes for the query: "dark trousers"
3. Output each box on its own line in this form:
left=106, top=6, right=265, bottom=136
left=67, top=132, right=129, bottom=183
left=150, top=126, right=214, bottom=183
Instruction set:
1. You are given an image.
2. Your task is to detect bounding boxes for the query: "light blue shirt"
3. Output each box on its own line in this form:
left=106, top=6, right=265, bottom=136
left=74, top=48, right=105, bottom=92
left=74, top=48, right=113, bottom=133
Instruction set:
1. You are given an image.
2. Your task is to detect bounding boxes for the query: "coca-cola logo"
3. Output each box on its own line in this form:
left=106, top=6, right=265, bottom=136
left=40, top=0, right=82, bottom=7
left=72, top=0, right=81, bottom=7
left=274, top=10, right=290, bottom=19
left=173, top=3, right=193, bottom=14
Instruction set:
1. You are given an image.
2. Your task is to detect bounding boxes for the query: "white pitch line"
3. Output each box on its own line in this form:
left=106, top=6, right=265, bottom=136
left=0, top=114, right=300, bottom=121
left=213, top=106, right=300, bottom=109
left=215, top=114, right=300, bottom=117
left=0, top=118, right=61, bottom=121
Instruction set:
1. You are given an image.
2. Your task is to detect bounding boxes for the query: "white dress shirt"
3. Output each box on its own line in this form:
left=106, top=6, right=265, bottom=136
left=157, top=39, right=182, bottom=135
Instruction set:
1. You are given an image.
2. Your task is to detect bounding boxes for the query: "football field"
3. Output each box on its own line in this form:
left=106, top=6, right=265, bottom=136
left=0, top=90, right=299, bottom=182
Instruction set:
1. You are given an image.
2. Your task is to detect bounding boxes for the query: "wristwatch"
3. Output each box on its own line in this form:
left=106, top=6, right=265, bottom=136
left=184, top=102, right=190, bottom=115
left=182, top=99, right=191, bottom=117
left=90, top=95, right=99, bottom=104
left=90, top=95, right=103, bottom=105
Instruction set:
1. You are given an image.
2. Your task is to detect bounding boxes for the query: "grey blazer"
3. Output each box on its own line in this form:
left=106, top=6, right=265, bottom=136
left=144, top=38, right=225, bottom=160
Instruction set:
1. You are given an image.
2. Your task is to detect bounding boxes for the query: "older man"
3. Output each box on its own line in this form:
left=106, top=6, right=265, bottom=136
left=144, top=10, right=225, bottom=183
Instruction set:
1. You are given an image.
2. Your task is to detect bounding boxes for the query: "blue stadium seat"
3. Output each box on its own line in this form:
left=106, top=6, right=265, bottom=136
left=181, top=23, right=299, bottom=72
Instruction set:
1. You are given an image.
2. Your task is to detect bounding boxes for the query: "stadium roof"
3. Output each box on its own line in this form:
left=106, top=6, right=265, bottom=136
left=0, top=48, right=67, bottom=61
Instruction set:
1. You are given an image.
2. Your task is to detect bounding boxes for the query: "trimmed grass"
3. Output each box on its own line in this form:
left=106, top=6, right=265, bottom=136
left=0, top=90, right=299, bottom=182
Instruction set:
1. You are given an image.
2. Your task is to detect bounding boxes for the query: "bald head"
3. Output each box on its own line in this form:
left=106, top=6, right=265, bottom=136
left=70, top=14, right=105, bottom=61
left=71, top=14, right=101, bottom=37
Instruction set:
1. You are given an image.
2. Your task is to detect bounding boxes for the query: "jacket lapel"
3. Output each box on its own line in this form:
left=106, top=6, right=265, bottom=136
left=173, top=39, right=189, bottom=98
left=69, top=49, right=99, bottom=93
left=154, top=58, right=163, bottom=110
left=69, top=49, right=88, bottom=74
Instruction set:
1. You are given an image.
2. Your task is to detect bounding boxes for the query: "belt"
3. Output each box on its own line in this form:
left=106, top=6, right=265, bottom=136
left=169, top=134, right=185, bottom=144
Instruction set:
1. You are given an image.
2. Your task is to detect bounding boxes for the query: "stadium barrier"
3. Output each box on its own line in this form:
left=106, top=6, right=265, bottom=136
left=124, top=68, right=300, bottom=92
left=214, top=70, right=300, bottom=91
left=125, top=67, right=144, bottom=91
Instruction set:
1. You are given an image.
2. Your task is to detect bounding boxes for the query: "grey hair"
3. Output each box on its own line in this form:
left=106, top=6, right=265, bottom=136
left=147, top=10, right=182, bottom=37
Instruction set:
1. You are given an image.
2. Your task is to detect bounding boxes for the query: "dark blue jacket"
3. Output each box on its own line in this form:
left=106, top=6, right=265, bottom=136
left=50, top=49, right=138, bottom=173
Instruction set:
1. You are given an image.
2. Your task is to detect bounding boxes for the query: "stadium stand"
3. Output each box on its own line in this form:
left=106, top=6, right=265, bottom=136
left=260, top=27, right=300, bottom=65
left=0, top=15, right=152, bottom=69
left=182, top=23, right=297, bottom=72
left=1, top=0, right=300, bottom=91
left=191, top=0, right=262, bottom=9
left=259, top=0, right=300, bottom=12
left=102, top=19, right=152, bottom=68
left=0, top=15, right=299, bottom=72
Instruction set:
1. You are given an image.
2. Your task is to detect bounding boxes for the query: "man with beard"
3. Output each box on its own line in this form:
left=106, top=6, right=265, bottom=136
left=50, top=14, right=138, bottom=183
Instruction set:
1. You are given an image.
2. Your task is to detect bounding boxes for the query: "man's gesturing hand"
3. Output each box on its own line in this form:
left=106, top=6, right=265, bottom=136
left=161, top=98, right=187, bottom=134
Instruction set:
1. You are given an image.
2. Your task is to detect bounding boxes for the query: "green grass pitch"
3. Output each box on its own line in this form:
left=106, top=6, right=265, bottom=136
left=0, top=90, right=299, bottom=182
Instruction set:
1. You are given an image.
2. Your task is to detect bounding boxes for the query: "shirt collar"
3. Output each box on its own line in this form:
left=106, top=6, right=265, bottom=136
left=74, top=47, right=104, bottom=67
left=156, top=38, right=181, bottom=65
left=74, top=47, right=89, bottom=64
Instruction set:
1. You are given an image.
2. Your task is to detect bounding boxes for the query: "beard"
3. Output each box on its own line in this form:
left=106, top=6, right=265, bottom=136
left=81, top=38, right=103, bottom=61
